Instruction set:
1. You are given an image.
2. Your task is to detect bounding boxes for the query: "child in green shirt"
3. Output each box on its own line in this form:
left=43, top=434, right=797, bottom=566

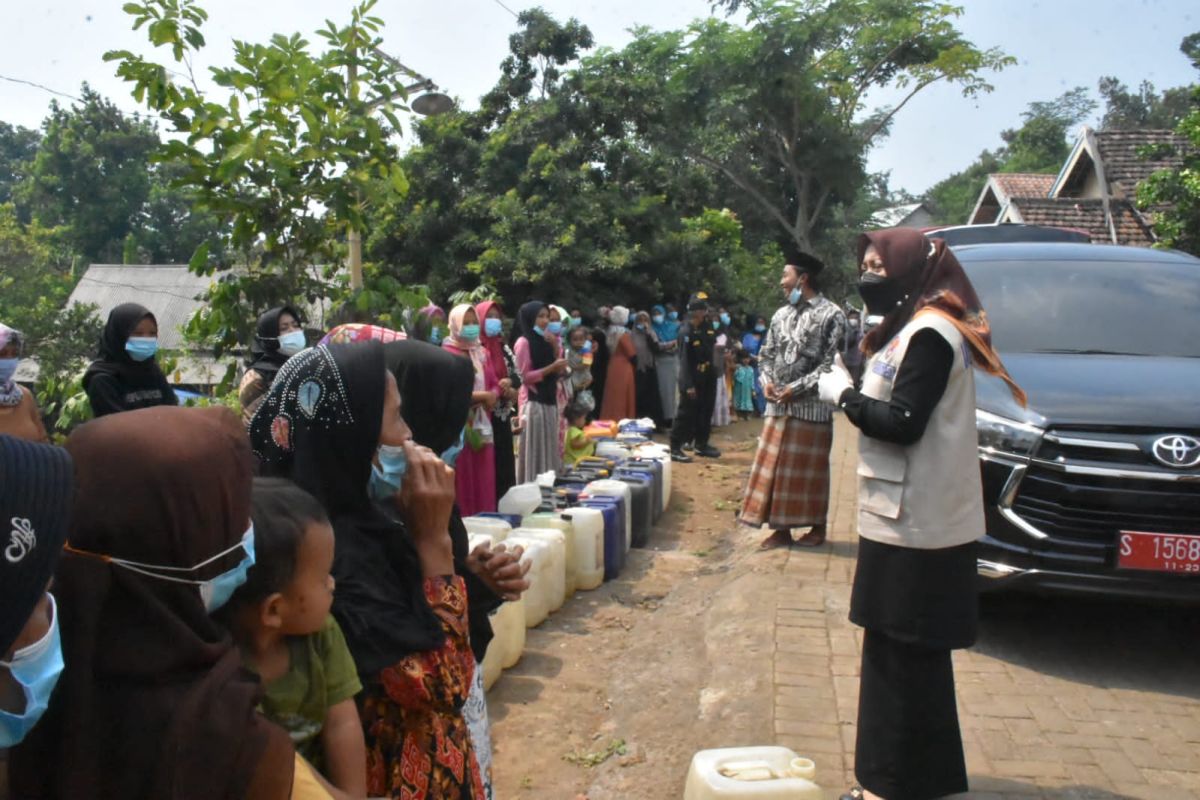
left=564, top=402, right=596, bottom=465
left=223, top=478, right=366, bottom=796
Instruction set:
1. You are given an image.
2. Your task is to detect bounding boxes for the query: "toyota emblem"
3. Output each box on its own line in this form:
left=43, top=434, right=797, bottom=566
left=1151, top=435, right=1200, bottom=469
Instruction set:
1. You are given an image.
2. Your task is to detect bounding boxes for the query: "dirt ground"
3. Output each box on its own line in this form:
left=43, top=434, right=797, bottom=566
left=488, top=417, right=786, bottom=800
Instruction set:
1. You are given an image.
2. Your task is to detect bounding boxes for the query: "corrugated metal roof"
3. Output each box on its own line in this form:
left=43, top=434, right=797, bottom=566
left=869, top=203, right=928, bottom=229
left=67, top=264, right=223, bottom=351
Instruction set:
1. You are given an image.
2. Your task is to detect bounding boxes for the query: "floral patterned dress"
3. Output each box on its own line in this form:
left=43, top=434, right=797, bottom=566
left=360, top=576, right=486, bottom=800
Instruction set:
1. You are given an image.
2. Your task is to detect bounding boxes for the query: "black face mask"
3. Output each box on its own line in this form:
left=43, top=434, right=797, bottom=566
left=857, top=272, right=908, bottom=317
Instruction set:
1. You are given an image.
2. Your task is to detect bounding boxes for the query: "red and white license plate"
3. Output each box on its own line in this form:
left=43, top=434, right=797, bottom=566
left=1118, top=531, right=1200, bottom=573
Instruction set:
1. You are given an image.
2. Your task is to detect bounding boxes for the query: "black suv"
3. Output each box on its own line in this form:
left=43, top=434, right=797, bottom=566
left=954, top=242, right=1200, bottom=601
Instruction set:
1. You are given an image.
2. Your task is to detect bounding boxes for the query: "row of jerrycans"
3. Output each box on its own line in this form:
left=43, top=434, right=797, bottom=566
left=463, top=442, right=672, bottom=691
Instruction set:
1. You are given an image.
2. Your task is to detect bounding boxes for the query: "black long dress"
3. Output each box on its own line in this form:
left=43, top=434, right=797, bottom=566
left=839, top=329, right=977, bottom=800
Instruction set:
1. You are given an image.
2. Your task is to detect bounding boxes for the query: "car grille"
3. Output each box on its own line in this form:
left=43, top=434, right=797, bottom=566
left=1011, top=429, right=1200, bottom=549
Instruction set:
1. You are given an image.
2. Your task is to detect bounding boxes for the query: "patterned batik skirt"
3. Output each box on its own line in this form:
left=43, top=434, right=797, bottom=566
left=738, top=416, right=833, bottom=528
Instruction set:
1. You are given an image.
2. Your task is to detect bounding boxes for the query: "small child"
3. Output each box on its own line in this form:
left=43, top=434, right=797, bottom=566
left=565, top=326, right=595, bottom=413
left=563, top=402, right=596, bottom=465
left=734, top=351, right=757, bottom=421
left=223, top=478, right=367, bottom=795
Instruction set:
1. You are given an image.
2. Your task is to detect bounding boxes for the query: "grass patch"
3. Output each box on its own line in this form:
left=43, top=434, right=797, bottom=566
left=563, top=738, right=627, bottom=768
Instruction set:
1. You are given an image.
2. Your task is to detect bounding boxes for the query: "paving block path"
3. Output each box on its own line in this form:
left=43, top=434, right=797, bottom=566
left=772, top=418, right=1200, bottom=799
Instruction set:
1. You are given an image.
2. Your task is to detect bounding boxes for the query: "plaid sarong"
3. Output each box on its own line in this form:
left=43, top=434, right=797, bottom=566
left=739, top=416, right=833, bottom=528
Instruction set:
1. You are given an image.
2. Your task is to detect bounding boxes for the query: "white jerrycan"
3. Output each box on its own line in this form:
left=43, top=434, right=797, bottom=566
left=683, top=747, right=822, bottom=800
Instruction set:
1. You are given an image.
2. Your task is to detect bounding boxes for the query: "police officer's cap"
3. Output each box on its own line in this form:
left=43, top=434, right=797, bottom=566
left=687, top=291, right=709, bottom=312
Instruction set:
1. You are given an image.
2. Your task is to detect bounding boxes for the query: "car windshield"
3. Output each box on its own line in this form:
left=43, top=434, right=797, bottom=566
left=961, top=258, right=1200, bottom=359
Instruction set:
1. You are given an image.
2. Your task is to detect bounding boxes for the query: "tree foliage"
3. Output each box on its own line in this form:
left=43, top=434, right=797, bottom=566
left=106, top=0, right=419, bottom=357
left=0, top=204, right=101, bottom=432
left=18, top=86, right=160, bottom=263
left=598, top=0, right=1012, bottom=252
left=1137, top=34, right=1200, bottom=255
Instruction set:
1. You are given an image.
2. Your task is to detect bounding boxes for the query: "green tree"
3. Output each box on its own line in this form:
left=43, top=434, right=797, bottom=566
left=611, top=0, right=1012, bottom=252
left=107, top=0, right=419, bottom=357
left=0, top=203, right=101, bottom=432
left=0, top=122, right=39, bottom=209
left=1099, top=78, right=1192, bottom=131
left=18, top=86, right=160, bottom=263
left=1137, top=34, right=1200, bottom=255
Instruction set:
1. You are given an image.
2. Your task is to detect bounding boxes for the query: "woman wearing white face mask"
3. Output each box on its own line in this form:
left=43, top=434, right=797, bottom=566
left=239, top=306, right=307, bottom=424
left=0, top=434, right=73, bottom=796
left=0, top=325, right=48, bottom=443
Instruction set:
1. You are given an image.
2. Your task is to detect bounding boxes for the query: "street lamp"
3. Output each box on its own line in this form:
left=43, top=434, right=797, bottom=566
left=347, top=48, right=455, bottom=290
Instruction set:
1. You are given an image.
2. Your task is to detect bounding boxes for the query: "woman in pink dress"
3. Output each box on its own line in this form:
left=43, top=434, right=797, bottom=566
left=443, top=304, right=499, bottom=516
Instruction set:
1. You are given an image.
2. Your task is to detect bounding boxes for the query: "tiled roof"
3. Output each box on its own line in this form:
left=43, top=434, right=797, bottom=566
left=991, top=173, right=1055, bottom=200
left=1094, top=130, right=1188, bottom=197
left=1008, top=198, right=1155, bottom=247
left=67, top=265, right=221, bottom=351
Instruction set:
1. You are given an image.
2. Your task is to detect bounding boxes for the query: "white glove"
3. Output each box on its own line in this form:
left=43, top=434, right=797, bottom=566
left=818, top=354, right=853, bottom=406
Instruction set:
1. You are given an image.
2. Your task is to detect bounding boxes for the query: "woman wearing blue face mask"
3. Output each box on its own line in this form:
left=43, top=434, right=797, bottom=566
left=239, top=306, right=306, bottom=424
left=11, top=406, right=299, bottom=800
left=385, top=338, right=529, bottom=800
left=0, top=435, right=73, bottom=756
left=741, top=315, right=770, bottom=416
left=248, top=342, right=491, bottom=799
left=442, top=304, right=498, bottom=517
left=0, top=325, right=49, bottom=443
left=651, top=305, right=681, bottom=429
left=82, top=303, right=177, bottom=419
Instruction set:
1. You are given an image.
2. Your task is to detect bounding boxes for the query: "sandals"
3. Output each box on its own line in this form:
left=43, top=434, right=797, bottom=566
left=839, top=786, right=865, bottom=800
left=793, top=526, right=827, bottom=548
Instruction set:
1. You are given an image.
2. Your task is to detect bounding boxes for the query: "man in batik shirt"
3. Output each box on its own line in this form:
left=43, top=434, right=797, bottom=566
left=740, top=249, right=846, bottom=549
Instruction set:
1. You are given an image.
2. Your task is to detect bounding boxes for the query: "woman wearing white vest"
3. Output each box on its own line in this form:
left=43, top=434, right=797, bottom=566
left=818, top=228, right=1026, bottom=800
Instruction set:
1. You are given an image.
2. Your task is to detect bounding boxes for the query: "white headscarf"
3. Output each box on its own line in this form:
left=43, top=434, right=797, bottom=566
left=606, top=306, right=630, bottom=352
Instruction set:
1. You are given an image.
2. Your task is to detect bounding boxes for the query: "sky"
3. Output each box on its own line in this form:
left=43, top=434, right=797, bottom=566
left=2, top=0, right=1197, bottom=194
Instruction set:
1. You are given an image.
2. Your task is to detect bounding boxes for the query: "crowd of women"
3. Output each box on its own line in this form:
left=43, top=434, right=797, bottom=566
left=0, top=222, right=1006, bottom=800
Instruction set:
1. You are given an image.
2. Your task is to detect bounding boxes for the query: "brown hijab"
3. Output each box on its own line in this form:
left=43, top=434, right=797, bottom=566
left=10, top=406, right=293, bottom=800
left=858, top=228, right=1026, bottom=406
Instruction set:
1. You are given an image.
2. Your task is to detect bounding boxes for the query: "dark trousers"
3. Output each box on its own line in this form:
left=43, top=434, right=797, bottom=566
left=855, top=628, right=968, bottom=800
left=492, top=413, right=516, bottom=504
left=670, top=378, right=716, bottom=450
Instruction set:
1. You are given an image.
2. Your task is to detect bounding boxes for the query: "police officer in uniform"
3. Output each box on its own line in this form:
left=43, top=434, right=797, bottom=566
left=670, top=292, right=721, bottom=463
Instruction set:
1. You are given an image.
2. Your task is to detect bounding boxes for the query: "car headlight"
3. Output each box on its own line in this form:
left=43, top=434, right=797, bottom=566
left=976, top=409, right=1043, bottom=459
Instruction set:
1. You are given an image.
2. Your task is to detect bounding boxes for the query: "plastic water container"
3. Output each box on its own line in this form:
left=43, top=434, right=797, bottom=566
left=624, top=458, right=664, bottom=521
left=463, top=516, right=511, bottom=544
left=467, top=532, right=494, bottom=554
left=633, top=443, right=672, bottom=510
left=561, top=508, right=604, bottom=591
left=596, top=440, right=633, bottom=461
left=508, top=529, right=566, bottom=613
left=612, top=471, right=654, bottom=548
left=683, top=747, right=822, bottom=800
left=522, top=513, right=579, bottom=597
left=578, top=496, right=625, bottom=581
left=585, top=480, right=633, bottom=552
left=498, top=483, right=542, bottom=517
left=476, top=511, right=523, bottom=529
left=480, top=598, right=526, bottom=691
left=503, top=536, right=551, bottom=627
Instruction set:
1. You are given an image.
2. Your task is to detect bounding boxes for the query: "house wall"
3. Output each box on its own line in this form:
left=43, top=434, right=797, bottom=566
left=899, top=207, right=935, bottom=228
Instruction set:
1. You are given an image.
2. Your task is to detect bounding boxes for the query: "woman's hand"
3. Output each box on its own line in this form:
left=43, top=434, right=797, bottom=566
left=466, top=543, right=531, bottom=602
left=549, top=358, right=569, bottom=375
left=475, top=390, right=499, bottom=412
left=395, top=442, right=455, bottom=576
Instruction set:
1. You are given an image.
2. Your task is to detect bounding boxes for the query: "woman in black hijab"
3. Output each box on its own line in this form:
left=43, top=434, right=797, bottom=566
left=512, top=301, right=567, bottom=481
left=239, top=306, right=305, bottom=423
left=384, top=339, right=528, bottom=800
left=82, top=303, right=177, bottom=418
left=248, top=342, right=486, bottom=800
